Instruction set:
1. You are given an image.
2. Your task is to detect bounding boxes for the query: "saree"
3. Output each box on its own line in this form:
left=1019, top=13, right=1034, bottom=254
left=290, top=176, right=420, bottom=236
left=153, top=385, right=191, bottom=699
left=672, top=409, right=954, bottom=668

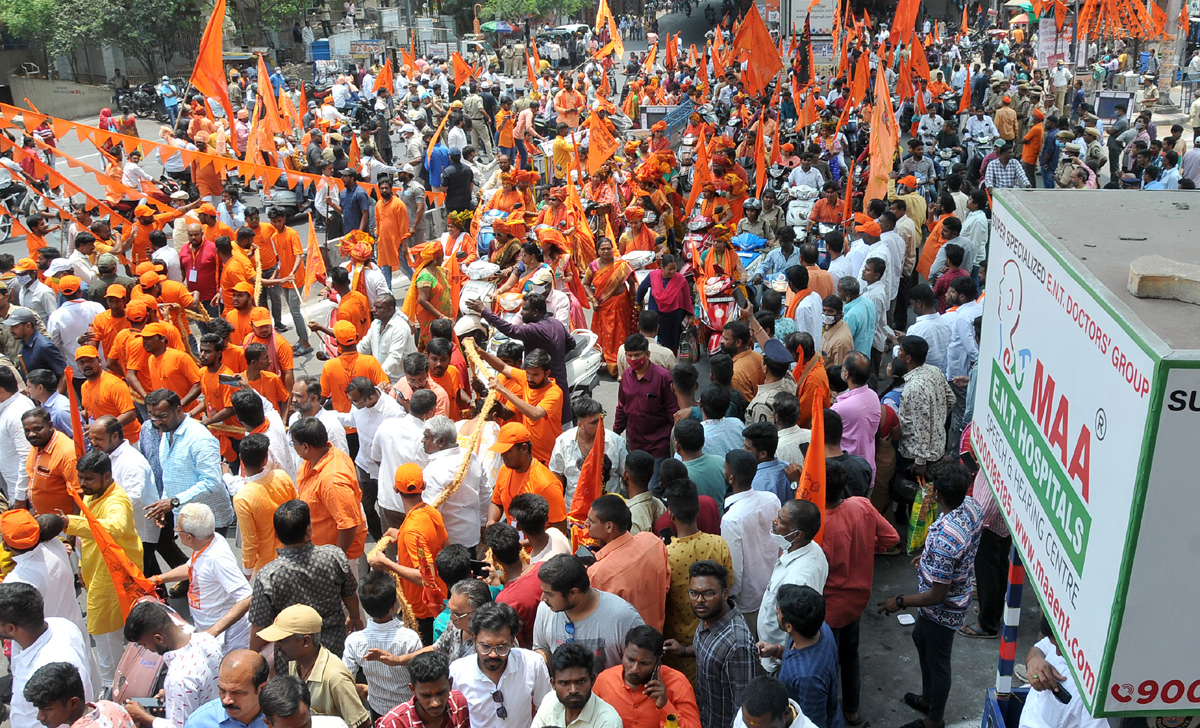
left=443, top=231, right=477, bottom=313
left=590, top=259, right=636, bottom=369
left=410, top=264, right=453, bottom=347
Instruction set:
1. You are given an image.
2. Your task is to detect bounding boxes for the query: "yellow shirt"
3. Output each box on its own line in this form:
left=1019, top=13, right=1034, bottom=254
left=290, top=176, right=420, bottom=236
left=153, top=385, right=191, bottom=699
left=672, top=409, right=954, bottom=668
left=663, top=531, right=734, bottom=681
left=66, top=482, right=143, bottom=635
left=552, top=136, right=575, bottom=180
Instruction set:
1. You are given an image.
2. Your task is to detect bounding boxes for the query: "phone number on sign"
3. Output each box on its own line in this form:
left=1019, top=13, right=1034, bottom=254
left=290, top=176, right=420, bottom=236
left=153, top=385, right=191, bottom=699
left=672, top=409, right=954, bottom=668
left=1109, top=679, right=1200, bottom=705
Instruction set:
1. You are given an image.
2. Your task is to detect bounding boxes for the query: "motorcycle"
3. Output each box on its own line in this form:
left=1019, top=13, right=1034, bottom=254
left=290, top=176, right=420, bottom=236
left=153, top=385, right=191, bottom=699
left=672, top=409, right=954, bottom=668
left=260, top=174, right=311, bottom=222
left=730, top=232, right=767, bottom=282
left=681, top=216, right=714, bottom=274
left=807, top=222, right=841, bottom=269
left=621, top=250, right=656, bottom=291
left=935, top=146, right=961, bottom=180
left=130, top=82, right=170, bottom=122
left=697, top=275, right=738, bottom=355
left=964, top=133, right=995, bottom=184
left=786, top=184, right=818, bottom=241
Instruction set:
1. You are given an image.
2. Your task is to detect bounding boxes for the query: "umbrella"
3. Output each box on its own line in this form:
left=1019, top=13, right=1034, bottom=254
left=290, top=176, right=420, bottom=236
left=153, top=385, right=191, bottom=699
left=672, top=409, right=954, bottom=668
left=1010, top=13, right=1030, bottom=23
left=482, top=20, right=514, bottom=32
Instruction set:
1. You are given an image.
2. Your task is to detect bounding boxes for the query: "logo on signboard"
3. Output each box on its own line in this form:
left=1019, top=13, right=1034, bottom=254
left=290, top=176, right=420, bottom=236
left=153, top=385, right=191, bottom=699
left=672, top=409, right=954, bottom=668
left=995, top=259, right=1031, bottom=389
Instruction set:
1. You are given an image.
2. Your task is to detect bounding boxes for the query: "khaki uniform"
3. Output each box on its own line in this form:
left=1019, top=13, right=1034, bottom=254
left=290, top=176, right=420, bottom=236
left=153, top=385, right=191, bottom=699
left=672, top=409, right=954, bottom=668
left=462, top=93, right=493, bottom=157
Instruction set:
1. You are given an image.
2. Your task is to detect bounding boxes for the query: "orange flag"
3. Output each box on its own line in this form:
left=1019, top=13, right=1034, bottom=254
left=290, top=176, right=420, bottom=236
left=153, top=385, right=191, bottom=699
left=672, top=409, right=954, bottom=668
left=586, top=113, right=619, bottom=175
left=795, top=397, right=826, bottom=544
left=769, top=83, right=782, bottom=165
left=731, top=4, right=782, bottom=96
left=711, top=35, right=725, bottom=78
left=69, top=487, right=158, bottom=618
left=348, top=133, right=362, bottom=169
left=684, top=128, right=711, bottom=221
left=450, top=52, right=473, bottom=90
left=190, top=0, right=235, bottom=123
left=400, top=46, right=415, bottom=70
left=910, top=42, right=931, bottom=81
left=278, top=87, right=300, bottom=131
left=65, top=366, right=85, bottom=456
left=303, top=212, right=326, bottom=298
left=961, top=3, right=969, bottom=35
left=865, top=62, right=898, bottom=205
left=373, top=59, right=394, bottom=94
left=255, top=55, right=286, bottom=135
left=427, top=111, right=451, bottom=164
left=567, top=419, right=605, bottom=548
left=596, top=0, right=614, bottom=32
left=754, top=113, right=768, bottom=198
left=959, top=64, right=972, bottom=113
left=607, top=13, right=625, bottom=59
left=526, top=51, right=537, bottom=87
left=1181, top=5, right=1191, bottom=37
left=643, top=44, right=657, bottom=73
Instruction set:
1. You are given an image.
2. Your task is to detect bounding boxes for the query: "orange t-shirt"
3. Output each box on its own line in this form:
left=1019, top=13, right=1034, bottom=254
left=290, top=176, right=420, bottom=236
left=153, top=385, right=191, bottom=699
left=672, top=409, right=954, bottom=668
left=430, top=367, right=464, bottom=420
left=81, top=371, right=139, bottom=443
left=243, top=332, right=293, bottom=373
left=506, top=368, right=564, bottom=463
left=396, top=503, right=448, bottom=619
left=297, top=447, right=367, bottom=559
left=320, top=352, right=387, bottom=418
left=199, top=365, right=241, bottom=460
left=374, top=196, right=411, bottom=269
left=26, top=431, right=79, bottom=517
left=271, top=227, right=305, bottom=290
left=248, top=223, right=278, bottom=270
left=205, top=219, right=238, bottom=244
left=125, top=211, right=182, bottom=264
left=92, top=311, right=131, bottom=361
left=148, top=347, right=200, bottom=395
left=224, top=306, right=271, bottom=344
left=247, top=370, right=289, bottom=413
left=194, top=162, right=225, bottom=198
left=222, top=344, right=247, bottom=373
left=25, top=231, right=47, bottom=259
left=496, top=109, right=515, bottom=148
left=336, top=290, right=371, bottom=339
left=492, top=459, right=567, bottom=523
left=220, top=257, right=256, bottom=310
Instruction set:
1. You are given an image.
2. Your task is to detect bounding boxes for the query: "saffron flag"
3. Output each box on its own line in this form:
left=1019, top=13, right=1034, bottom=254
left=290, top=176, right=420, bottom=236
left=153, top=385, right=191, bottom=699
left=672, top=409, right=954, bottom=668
left=596, top=0, right=614, bottom=33
left=961, top=3, right=969, bottom=35
left=684, top=128, right=712, bottom=221
left=526, top=51, right=537, bottom=87
left=190, top=0, right=235, bottom=123
left=65, top=366, right=85, bottom=456
left=754, top=112, right=767, bottom=198
left=427, top=112, right=451, bottom=164
left=348, top=133, right=361, bottom=169
left=255, top=55, right=286, bottom=135
left=450, top=52, right=473, bottom=90
left=303, top=212, right=326, bottom=298
left=769, top=82, right=782, bottom=165
left=373, top=58, right=394, bottom=94
left=400, top=46, right=415, bottom=70
left=587, top=113, right=619, bottom=175
left=865, top=62, right=898, bottom=205
left=69, top=488, right=158, bottom=618
left=959, top=63, right=972, bottom=113
left=795, top=395, right=826, bottom=544
left=731, top=4, right=782, bottom=96
left=643, top=44, right=657, bottom=73
left=567, top=418, right=606, bottom=548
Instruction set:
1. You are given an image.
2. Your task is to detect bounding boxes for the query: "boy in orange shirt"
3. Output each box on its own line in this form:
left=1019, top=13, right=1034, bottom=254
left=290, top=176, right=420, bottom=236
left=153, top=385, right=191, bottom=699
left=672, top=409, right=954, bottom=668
left=486, top=422, right=567, bottom=529
left=243, top=342, right=290, bottom=419
left=426, top=337, right=470, bottom=419
left=142, top=321, right=202, bottom=407
left=480, top=347, right=563, bottom=463
left=193, top=333, right=240, bottom=463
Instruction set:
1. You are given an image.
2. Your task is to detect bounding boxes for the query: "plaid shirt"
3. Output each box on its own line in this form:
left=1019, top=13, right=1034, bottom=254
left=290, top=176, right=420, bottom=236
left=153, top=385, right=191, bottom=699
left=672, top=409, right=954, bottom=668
left=983, top=158, right=1030, bottom=189
left=375, top=691, right=470, bottom=728
left=693, top=607, right=758, bottom=728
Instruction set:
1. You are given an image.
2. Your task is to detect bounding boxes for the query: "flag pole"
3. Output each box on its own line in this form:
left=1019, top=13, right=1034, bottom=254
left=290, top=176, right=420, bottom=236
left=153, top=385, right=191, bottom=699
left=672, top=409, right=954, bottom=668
left=171, top=81, right=197, bottom=135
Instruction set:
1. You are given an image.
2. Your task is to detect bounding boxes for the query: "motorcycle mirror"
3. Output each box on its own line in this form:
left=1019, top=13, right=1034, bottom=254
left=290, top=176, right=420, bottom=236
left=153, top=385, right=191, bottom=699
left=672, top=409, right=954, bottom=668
left=655, top=236, right=667, bottom=245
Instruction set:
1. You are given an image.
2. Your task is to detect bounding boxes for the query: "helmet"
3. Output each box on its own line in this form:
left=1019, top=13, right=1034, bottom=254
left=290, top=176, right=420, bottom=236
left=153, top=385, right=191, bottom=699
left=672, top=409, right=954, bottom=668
left=743, top=197, right=762, bottom=212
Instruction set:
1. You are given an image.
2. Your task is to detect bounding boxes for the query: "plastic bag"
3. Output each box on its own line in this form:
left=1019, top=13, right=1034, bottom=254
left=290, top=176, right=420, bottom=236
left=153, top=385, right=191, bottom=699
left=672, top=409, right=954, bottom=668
left=907, top=476, right=938, bottom=554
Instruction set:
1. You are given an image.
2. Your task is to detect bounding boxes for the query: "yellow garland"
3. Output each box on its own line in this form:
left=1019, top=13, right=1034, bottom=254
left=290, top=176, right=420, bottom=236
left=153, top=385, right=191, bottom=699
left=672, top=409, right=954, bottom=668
left=253, top=246, right=263, bottom=306
left=160, top=302, right=201, bottom=365
left=432, top=338, right=497, bottom=510
left=368, top=534, right=420, bottom=632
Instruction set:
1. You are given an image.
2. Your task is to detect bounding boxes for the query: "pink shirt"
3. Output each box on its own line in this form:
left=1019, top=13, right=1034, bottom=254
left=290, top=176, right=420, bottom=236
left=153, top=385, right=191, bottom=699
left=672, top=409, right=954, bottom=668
left=514, top=108, right=535, bottom=141
left=179, top=239, right=220, bottom=301
left=820, top=497, right=899, bottom=628
left=588, top=531, right=670, bottom=631
left=830, top=385, right=881, bottom=485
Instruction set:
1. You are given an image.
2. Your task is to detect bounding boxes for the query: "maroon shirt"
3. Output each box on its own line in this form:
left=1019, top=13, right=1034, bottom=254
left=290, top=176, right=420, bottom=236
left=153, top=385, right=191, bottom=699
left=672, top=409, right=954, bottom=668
left=496, top=561, right=543, bottom=648
left=614, top=362, right=679, bottom=458
left=179, top=238, right=220, bottom=301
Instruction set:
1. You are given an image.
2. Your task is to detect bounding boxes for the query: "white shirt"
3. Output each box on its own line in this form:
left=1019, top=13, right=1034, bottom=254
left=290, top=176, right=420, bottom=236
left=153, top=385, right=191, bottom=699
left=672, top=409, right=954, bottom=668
left=122, top=160, right=155, bottom=189
left=447, top=126, right=468, bottom=151
left=845, top=238, right=869, bottom=279
left=19, top=279, right=56, bottom=325
left=360, top=156, right=399, bottom=185
left=530, top=526, right=573, bottom=564
left=154, top=245, right=184, bottom=282
left=373, top=413, right=428, bottom=513
left=422, top=446, right=483, bottom=547
left=288, top=409, right=349, bottom=457
left=1017, top=637, right=1108, bottom=728
left=331, top=83, right=352, bottom=108
left=8, top=540, right=86, bottom=638
left=153, top=630, right=223, bottom=728
left=859, top=240, right=897, bottom=304
left=944, top=301, right=981, bottom=381
left=0, top=392, right=34, bottom=499
left=878, top=231, right=906, bottom=301
left=450, top=648, right=553, bottom=728
left=790, top=290, right=823, bottom=354
left=261, top=413, right=299, bottom=482
left=906, top=313, right=952, bottom=375
left=733, top=699, right=818, bottom=728
left=863, top=280, right=892, bottom=352
left=757, top=541, right=829, bottom=671
left=721, top=489, right=782, bottom=613
left=827, top=254, right=856, bottom=287
left=111, top=440, right=163, bottom=543
left=188, top=536, right=253, bottom=652
left=11, top=618, right=95, bottom=728
left=67, top=249, right=100, bottom=290
left=350, top=393, right=405, bottom=477
left=358, top=315, right=416, bottom=383
left=340, top=263, right=389, bottom=306
left=787, top=165, right=826, bottom=190
left=531, top=693, right=624, bottom=728
left=963, top=115, right=1000, bottom=138
left=776, top=426, right=810, bottom=468
left=48, top=298, right=105, bottom=364
left=961, top=209, right=990, bottom=267
left=547, top=427, right=628, bottom=505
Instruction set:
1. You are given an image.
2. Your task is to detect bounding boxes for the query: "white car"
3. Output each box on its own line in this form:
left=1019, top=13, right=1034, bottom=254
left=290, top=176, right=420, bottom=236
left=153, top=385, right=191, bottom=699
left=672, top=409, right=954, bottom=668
left=557, top=23, right=590, bottom=35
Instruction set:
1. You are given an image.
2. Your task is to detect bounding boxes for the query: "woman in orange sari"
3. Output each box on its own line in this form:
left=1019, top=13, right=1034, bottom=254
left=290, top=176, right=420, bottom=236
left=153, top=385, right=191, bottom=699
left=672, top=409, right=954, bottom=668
left=584, top=238, right=637, bottom=376
left=401, top=242, right=453, bottom=348
left=442, top=209, right=477, bottom=312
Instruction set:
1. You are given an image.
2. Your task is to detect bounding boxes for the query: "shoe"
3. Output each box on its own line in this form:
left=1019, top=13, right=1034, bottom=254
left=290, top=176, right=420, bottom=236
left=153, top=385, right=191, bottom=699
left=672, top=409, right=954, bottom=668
left=295, top=343, right=314, bottom=356
left=275, top=323, right=291, bottom=333
left=169, top=580, right=189, bottom=598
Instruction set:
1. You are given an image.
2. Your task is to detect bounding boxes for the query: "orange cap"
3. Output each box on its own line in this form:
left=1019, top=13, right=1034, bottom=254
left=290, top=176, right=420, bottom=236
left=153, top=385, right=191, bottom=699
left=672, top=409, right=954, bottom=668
left=198, top=202, right=218, bottom=216
left=134, top=204, right=154, bottom=217
left=75, top=345, right=100, bottom=359
left=105, top=284, right=128, bottom=298
left=59, top=275, right=82, bottom=294
left=135, top=262, right=157, bottom=276
left=250, top=310, right=272, bottom=326
left=233, top=281, right=255, bottom=295
left=0, top=509, right=39, bottom=550
left=898, top=175, right=919, bottom=188
left=142, top=322, right=173, bottom=339
left=858, top=219, right=882, bottom=237
left=126, top=300, right=149, bottom=322
left=14, top=258, right=37, bottom=272
left=139, top=271, right=165, bottom=288
left=488, top=422, right=532, bottom=453
left=333, top=320, right=358, bottom=346
left=393, top=463, right=426, bottom=494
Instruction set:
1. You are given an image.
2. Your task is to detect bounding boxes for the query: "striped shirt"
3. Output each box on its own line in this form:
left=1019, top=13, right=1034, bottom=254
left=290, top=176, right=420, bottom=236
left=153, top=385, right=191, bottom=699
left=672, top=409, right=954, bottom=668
left=376, top=691, right=470, bottom=728
left=341, top=617, right=423, bottom=715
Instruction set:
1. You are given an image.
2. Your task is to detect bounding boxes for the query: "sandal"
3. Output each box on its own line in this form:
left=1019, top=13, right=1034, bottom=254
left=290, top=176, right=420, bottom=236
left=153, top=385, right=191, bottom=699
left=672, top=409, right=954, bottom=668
left=903, top=693, right=930, bottom=715
left=958, top=623, right=999, bottom=639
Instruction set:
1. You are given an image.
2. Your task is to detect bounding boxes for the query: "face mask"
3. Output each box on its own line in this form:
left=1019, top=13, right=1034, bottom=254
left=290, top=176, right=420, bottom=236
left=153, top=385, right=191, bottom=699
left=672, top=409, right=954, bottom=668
left=1136, top=122, right=1146, bottom=130
left=822, top=314, right=835, bottom=327
left=770, top=530, right=798, bottom=550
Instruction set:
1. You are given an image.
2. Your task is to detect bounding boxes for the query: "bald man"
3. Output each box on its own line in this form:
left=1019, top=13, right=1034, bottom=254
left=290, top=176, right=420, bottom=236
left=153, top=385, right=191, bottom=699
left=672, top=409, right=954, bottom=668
left=180, top=222, right=221, bottom=319
left=166, top=649, right=269, bottom=728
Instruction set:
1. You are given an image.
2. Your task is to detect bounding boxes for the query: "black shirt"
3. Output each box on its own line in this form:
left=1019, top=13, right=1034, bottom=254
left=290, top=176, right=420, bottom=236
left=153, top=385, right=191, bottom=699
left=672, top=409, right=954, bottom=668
left=442, top=162, right=474, bottom=209
left=828, top=452, right=874, bottom=498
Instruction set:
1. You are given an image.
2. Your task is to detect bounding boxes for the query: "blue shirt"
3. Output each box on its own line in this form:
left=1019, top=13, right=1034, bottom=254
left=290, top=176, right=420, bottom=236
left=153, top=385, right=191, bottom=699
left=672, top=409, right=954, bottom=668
left=185, top=698, right=268, bottom=728
left=1143, top=180, right=1167, bottom=190
left=759, top=245, right=803, bottom=279
left=751, top=459, right=793, bottom=503
left=339, top=185, right=371, bottom=233
left=42, top=390, right=72, bottom=437
left=269, top=71, right=286, bottom=95
left=426, top=143, right=451, bottom=188
left=159, top=417, right=234, bottom=527
left=158, top=83, right=179, bottom=107
left=702, top=417, right=746, bottom=457
left=842, top=295, right=876, bottom=355
left=20, top=332, right=67, bottom=379
left=779, top=623, right=844, bottom=728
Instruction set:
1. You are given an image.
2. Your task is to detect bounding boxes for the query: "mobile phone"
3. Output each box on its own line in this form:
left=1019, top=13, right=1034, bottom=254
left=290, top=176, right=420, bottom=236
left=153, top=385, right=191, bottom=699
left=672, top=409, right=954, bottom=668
left=132, top=698, right=166, bottom=717
left=469, top=559, right=490, bottom=578
left=960, top=450, right=979, bottom=474
left=732, top=287, right=749, bottom=309
left=574, top=544, right=596, bottom=566
left=1051, top=686, right=1072, bottom=705
left=218, top=374, right=242, bottom=386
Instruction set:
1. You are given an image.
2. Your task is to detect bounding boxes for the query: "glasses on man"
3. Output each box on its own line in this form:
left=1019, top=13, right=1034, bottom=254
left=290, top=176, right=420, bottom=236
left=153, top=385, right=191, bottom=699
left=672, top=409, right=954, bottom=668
left=476, top=641, right=512, bottom=657
left=688, top=589, right=721, bottom=600
left=491, top=689, right=508, bottom=719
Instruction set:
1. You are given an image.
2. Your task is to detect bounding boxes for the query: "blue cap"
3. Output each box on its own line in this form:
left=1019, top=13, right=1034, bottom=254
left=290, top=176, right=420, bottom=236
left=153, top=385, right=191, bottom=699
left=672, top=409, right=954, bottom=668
left=762, top=338, right=794, bottom=365
left=449, top=146, right=462, bottom=157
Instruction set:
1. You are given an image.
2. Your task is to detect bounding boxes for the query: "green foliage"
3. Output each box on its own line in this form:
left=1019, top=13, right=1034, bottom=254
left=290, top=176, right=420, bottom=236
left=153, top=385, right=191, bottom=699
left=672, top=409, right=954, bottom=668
left=479, top=0, right=589, bottom=22
left=0, top=0, right=58, bottom=48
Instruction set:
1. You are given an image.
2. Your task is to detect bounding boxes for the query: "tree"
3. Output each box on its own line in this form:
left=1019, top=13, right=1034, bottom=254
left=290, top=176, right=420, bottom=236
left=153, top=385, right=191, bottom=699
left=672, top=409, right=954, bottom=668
left=99, top=0, right=202, bottom=79
left=0, top=0, right=63, bottom=76
left=230, top=0, right=308, bottom=46
left=478, top=0, right=589, bottom=28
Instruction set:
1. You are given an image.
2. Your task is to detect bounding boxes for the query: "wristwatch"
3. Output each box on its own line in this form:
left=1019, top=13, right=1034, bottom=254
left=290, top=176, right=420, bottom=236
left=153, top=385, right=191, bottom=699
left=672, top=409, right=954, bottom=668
left=170, top=497, right=180, bottom=508
left=896, top=594, right=906, bottom=610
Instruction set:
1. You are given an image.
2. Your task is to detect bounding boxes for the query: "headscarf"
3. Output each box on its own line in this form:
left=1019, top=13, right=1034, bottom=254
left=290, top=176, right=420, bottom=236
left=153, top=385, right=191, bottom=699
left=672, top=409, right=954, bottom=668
left=548, top=186, right=567, bottom=201
left=401, top=242, right=445, bottom=321
left=99, top=108, right=115, bottom=132
left=448, top=209, right=473, bottom=231
left=624, top=206, right=645, bottom=222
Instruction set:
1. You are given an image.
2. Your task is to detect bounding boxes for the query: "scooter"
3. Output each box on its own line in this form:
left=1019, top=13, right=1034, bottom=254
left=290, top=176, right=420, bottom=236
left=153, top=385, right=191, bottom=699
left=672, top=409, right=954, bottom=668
left=934, top=146, right=960, bottom=180
left=730, top=233, right=767, bottom=282
left=786, top=185, right=818, bottom=240
left=475, top=209, right=507, bottom=259
left=621, top=250, right=656, bottom=291
left=807, top=223, right=841, bottom=269
left=564, top=329, right=603, bottom=399
left=697, top=275, right=738, bottom=355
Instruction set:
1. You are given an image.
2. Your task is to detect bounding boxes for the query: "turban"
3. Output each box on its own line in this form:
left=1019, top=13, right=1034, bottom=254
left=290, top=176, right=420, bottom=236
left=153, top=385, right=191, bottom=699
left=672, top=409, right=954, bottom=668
left=448, top=210, right=474, bottom=231
left=625, top=206, right=645, bottom=221
left=651, top=120, right=667, bottom=133
left=339, top=230, right=375, bottom=263
left=548, top=186, right=567, bottom=201
left=415, top=241, right=442, bottom=264
left=1033, top=108, right=1046, bottom=120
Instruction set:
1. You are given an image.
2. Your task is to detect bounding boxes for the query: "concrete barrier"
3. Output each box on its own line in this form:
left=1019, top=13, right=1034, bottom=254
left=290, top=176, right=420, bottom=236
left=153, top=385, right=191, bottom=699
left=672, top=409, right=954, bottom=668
left=7, top=76, right=112, bottom=120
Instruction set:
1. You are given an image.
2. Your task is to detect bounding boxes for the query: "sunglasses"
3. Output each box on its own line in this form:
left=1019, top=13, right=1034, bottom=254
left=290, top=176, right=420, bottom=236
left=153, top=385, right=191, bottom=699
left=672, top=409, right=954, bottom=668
left=492, top=690, right=507, bottom=719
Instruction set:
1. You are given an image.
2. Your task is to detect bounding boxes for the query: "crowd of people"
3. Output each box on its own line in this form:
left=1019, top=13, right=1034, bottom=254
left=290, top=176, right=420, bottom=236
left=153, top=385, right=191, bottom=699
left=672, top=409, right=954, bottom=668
left=0, top=2, right=1149, bottom=728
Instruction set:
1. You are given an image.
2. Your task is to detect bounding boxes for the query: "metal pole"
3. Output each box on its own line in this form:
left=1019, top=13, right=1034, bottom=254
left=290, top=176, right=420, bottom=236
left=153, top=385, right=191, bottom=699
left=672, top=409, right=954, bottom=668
left=994, top=544, right=1026, bottom=709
